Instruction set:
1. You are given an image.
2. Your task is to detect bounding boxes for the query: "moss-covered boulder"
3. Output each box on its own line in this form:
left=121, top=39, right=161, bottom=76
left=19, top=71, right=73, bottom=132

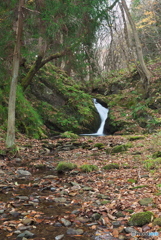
left=129, top=211, right=154, bottom=227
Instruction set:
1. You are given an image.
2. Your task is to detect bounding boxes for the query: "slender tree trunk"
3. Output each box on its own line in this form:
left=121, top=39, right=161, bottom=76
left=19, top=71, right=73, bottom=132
left=121, top=0, right=152, bottom=97
left=6, top=0, right=24, bottom=148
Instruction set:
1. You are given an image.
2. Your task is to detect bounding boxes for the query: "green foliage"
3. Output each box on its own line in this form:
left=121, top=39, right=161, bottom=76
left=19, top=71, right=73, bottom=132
left=60, top=131, right=78, bottom=139
left=80, top=164, right=98, bottom=172
left=103, top=163, right=119, bottom=170
left=56, top=161, right=77, bottom=173
left=153, top=217, right=161, bottom=226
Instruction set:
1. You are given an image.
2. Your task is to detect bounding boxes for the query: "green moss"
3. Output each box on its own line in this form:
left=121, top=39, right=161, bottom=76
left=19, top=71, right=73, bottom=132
left=93, top=143, right=105, bottom=149
left=139, top=198, right=153, bottom=206
left=128, top=135, right=145, bottom=141
left=60, top=131, right=78, bottom=139
left=80, top=164, right=98, bottom=172
left=103, top=163, right=119, bottom=170
left=152, top=151, right=161, bottom=158
left=127, top=178, right=137, bottom=183
left=129, top=211, right=154, bottom=227
left=153, top=217, right=161, bottom=226
left=111, top=143, right=132, bottom=153
left=56, top=162, right=77, bottom=173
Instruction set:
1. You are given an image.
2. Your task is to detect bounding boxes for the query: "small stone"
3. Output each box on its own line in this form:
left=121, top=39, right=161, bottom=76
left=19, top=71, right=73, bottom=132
left=124, top=227, right=136, bottom=234
left=0, top=170, right=5, bottom=175
left=16, top=196, right=29, bottom=201
left=55, top=234, right=64, bottom=240
left=71, top=210, right=80, bottom=215
left=17, top=230, right=34, bottom=238
left=10, top=211, right=20, bottom=217
left=22, top=218, right=33, bottom=225
left=60, top=218, right=71, bottom=227
left=112, top=221, right=121, bottom=228
left=43, top=175, right=57, bottom=179
left=51, top=187, right=56, bottom=191
left=54, top=222, right=63, bottom=227
left=67, top=228, right=84, bottom=235
left=14, top=230, right=21, bottom=234
left=16, top=170, right=31, bottom=176
left=83, top=186, right=93, bottom=191
left=15, top=158, right=22, bottom=163
left=0, top=210, right=5, bottom=214
left=54, top=198, right=66, bottom=203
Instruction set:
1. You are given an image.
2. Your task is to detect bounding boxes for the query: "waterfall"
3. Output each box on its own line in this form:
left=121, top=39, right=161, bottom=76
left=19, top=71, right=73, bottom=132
left=80, top=98, right=109, bottom=136
left=93, top=99, right=109, bottom=135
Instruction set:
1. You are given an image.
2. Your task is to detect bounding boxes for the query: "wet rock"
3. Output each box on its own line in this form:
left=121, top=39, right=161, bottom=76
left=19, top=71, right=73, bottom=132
left=16, top=170, right=32, bottom=177
left=55, top=235, right=64, bottom=240
left=67, top=228, right=84, bottom=235
left=50, top=187, right=56, bottom=191
left=92, top=213, right=101, bottom=220
left=17, top=230, right=34, bottom=238
left=60, top=218, right=72, bottom=227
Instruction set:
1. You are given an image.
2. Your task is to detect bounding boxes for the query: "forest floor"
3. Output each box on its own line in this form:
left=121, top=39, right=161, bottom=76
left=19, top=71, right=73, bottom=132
left=0, top=132, right=161, bottom=240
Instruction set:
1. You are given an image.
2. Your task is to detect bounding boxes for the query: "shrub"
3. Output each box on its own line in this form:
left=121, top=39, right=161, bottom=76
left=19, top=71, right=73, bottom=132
left=80, top=164, right=98, bottom=172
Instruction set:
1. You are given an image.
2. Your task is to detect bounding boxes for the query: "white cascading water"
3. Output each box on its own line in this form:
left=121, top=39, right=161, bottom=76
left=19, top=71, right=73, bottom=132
left=93, top=98, right=109, bottom=135
left=80, top=98, right=109, bottom=136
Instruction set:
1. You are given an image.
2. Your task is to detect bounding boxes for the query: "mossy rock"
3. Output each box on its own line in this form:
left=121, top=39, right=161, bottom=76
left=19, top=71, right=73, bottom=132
left=139, top=198, right=153, bottom=206
left=153, top=217, right=161, bottom=226
left=111, top=143, right=132, bottom=153
left=56, top=162, right=77, bottom=173
left=129, top=211, right=154, bottom=227
left=103, top=163, right=119, bottom=170
left=80, top=164, right=98, bottom=172
left=93, top=143, right=105, bottom=149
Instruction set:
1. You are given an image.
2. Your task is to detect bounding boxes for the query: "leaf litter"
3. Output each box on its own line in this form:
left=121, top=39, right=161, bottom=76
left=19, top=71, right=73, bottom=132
left=0, top=133, right=161, bottom=239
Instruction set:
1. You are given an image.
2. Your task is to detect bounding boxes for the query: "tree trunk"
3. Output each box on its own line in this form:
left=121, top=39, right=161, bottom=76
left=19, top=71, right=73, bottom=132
left=6, top=0, right=24, bottom=148
left=121, top=0, right=152, bottom=97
